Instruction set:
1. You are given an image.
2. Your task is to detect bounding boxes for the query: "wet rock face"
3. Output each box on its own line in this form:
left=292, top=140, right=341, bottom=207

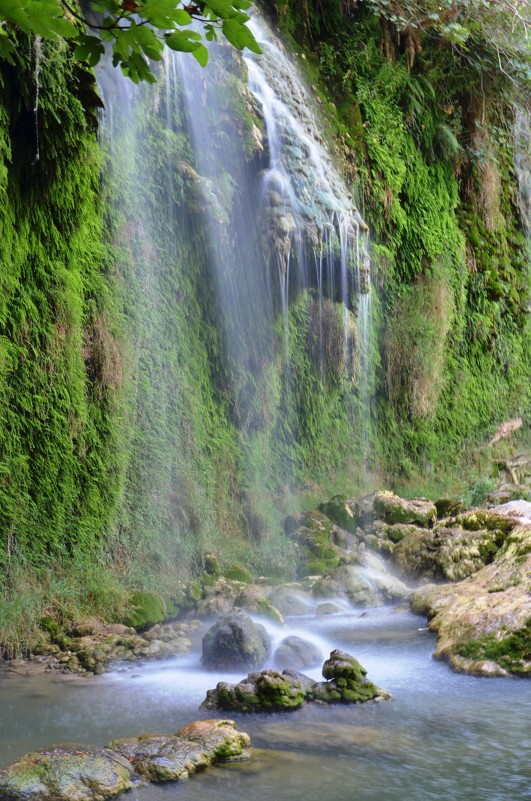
left=202, top=650, right=388, bottom=712
left=0, top=744, right=136, bottom=801
left=201, top=610, right=271, bottom=670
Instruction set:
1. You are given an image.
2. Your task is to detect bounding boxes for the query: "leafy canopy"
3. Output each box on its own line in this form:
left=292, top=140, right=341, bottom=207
left=0, top=0, right=261, bottom=81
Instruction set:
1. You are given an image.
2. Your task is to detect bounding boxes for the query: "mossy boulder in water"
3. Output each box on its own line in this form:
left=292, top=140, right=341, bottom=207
left=312, top=649, right=383, bottom=703
left=203, top=669, right=308, bottom=712
left=202, top=651, right=388, bottom=711
left=0, top=744, right=136, bottom=801
left=108, top=719, right=251, bottom=782
left=202, top=610, right=270, bottom=670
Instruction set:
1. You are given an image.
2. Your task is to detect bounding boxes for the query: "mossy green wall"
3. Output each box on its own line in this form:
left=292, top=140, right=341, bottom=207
left=0, top=6, right=529, bottom=650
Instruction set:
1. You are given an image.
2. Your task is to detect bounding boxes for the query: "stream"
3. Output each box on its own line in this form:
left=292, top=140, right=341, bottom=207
left=1, top=606, right=529, bottom=800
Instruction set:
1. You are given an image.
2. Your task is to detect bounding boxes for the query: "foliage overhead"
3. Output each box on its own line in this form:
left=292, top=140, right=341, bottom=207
left=0, top=0, right=261, bottom=81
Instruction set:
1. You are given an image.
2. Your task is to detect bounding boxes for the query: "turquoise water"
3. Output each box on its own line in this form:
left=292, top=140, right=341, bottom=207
left=0, top=608, right=529, bottom=800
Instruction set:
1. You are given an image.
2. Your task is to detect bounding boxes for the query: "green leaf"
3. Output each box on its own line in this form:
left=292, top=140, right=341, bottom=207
left=74, top=34, right=105, bottom=67
left=192, top=42, right=209, bottom=66
left=165, top=29, right=202, bottom=53
left=222, top=17, right=261, bottom=53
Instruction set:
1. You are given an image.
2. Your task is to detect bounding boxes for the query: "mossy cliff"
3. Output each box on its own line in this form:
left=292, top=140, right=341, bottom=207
left=273, top=0, right=530, bottom=479
left=0, top=5, right=529, bottom=653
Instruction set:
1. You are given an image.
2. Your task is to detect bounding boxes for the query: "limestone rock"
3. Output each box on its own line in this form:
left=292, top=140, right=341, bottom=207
left=202, top=610, right=270, bottom=670
left=267, top=586, right=313, bottom=616
left=108, top=720, right=250, bottom=782
left=312, top=550, right=410, bottom=605
left=0, top=744, right=136, bottom=801
left=393, top=525, right=504, bottom=581
left=373, top=492, right=437, bottom=528
left=274, top=635, right=322, bottom=669
left=411, top=524, right=531, bottom=676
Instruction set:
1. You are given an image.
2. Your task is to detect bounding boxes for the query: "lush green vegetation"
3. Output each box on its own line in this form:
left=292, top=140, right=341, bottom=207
left=0, top=0, right=529, bottom=654
left=275, top=0, right=530, bottom=479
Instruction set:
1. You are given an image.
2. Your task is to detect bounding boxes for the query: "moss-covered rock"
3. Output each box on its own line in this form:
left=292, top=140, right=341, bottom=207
left=393, top=525, right=504, bottom=582
left=108, top=720, right=251, bottom=782
left=312, top=649, right=383, bottom=703
left=285, top=510, right=345, bottom=578
left=318, top=495, right=357, bottom=533
left=223, top=563, right=253, bottom=583
left=0, top=744, right=136, bottom=801
left=410, top=524, right=531, bottom=676
left=312, top=551, right=410, bottom=605
left=204, top=670, right=307, bottom=712
left=122, top=591, right=167, bottom=630
left=373, top=492, right=437, bottom=528
left=202, top=651, right=388, bottom=711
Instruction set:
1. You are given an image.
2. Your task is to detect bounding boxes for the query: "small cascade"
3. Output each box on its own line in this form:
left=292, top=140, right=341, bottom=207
left=244, top=17, right=371, bottom=375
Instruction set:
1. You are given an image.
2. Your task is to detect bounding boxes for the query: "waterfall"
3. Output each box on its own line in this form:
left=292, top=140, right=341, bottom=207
left=96, top=13, right=375, bottom=570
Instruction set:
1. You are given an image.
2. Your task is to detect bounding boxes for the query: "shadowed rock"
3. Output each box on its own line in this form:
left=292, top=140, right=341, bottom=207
left=202, top=610, right=270, bottom=670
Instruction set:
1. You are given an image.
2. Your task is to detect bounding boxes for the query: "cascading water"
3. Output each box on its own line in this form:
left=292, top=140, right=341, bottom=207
left=244, top=18, right=372, bottom=373
left=95, top=11, right=376, bottom=572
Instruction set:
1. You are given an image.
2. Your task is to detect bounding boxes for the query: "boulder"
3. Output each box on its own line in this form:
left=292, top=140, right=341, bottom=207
left=0, top=744, right=136, bottom=801
left=122, top=591, right=167, bottom=630
left=318, top=495, right=357, bottom=533
left=234, top=586, right=285, bottom=625
left=202, top=651, right=388, bottom=712
left=267, top=586, right=313, bottom=616
left=274, top=635, right=322, bottom=669
left=202, top=610, right=270, bottom=670
left=373, top=492, right=437, bottom=528
left=285, top=510, right=344, bottom=578
left=108, top=720, right=250, bottom=782
left=203, top=669, right=307, bottom=712
left=411, top=524, right=531, bottom=676
left=312, top=649, right=384, bottom=703
left=392, top=525, right=504, bottom=582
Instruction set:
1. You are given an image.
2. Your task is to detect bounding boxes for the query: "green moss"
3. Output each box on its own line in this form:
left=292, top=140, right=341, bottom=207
left=224, top=564, right=253, bottom=583
left=455, top=622, right=531, bottom=675
left=122, top=591, right=166, bottom=630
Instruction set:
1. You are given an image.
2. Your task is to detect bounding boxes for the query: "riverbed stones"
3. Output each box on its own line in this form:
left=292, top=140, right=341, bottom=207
left=202, top=610, right=271, bottom=670
left=0, top=744, right=136, bottom=801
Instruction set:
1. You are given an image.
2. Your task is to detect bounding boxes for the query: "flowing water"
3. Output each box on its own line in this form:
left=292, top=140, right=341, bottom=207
left=0, top=607, right=529, bottom=800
